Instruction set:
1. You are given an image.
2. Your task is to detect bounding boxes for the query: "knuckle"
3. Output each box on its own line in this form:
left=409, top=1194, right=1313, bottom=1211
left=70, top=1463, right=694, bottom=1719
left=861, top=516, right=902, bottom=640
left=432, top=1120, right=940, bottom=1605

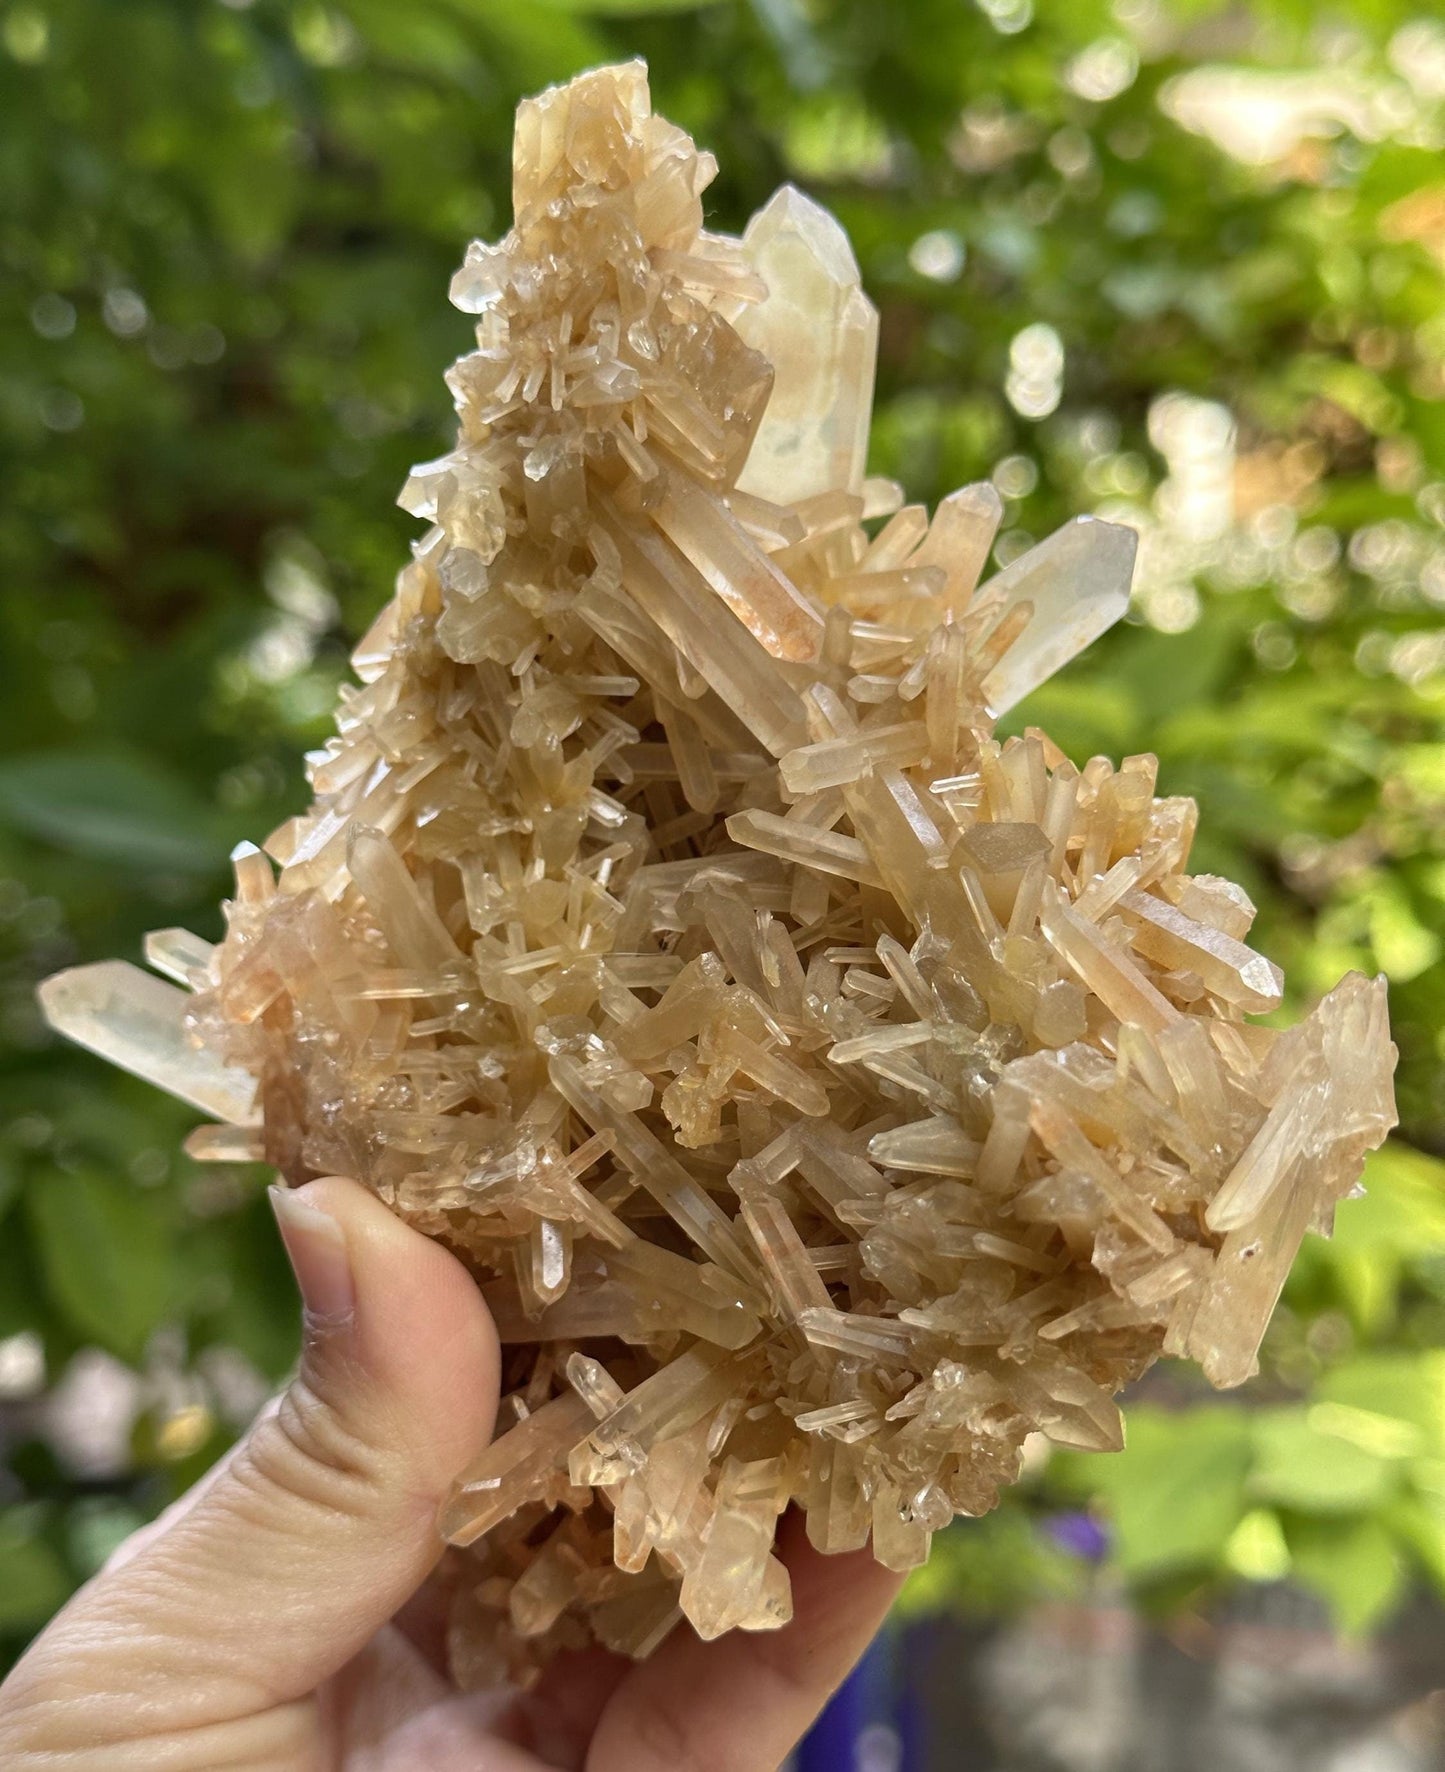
left=232, top=1352, right=391, bottom=1524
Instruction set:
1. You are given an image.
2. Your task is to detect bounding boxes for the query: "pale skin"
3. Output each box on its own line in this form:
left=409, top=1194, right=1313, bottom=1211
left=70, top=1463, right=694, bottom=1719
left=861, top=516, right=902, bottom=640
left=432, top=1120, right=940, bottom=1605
left=0, top=1177, right=901, bottom=1770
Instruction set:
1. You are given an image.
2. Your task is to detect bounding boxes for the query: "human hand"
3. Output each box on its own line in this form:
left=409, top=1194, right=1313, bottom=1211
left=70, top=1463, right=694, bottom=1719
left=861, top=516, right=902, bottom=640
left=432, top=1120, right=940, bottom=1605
left=0, top=1177, right=901, bottom=1770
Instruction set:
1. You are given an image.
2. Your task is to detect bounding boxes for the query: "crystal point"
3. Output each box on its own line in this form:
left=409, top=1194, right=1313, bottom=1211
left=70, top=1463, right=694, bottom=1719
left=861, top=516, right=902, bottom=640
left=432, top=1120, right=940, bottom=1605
left=39, top=962, right=257, bottom=1122
left=733, top=185, right=878, bottom=505
left=981, top=515, right=1138, bottom=715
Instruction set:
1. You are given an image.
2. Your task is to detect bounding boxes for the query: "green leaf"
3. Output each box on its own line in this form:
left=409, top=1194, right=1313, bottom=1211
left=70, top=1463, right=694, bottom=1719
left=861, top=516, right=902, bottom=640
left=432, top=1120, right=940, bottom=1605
left=1084, top=1408, right=1252, bottom=1580
left=0, top=752, right=225, bottom=873
left=1367, top=875, right=1442, bottom=983
left=1112, top=608, right=1251, bottom=730
left=1249, top=1409, right=1398, bottom=1514
left=343, top=0, right=482, bottom=76
left=187, top=1192, right=302, bottom=1381
left=898, top=1506, right=1081, bottom=1619
left=0, top=1220, right=46, bottom=1343
left=434, top=0, right=609, bottom=86
left=528, top=0, right=716, bottom=12
left=1294, top=1147, right=1445, bottom=1331
left=1001, top=677, right=1138, bottom=761
left=25, top=1169, right=176, bottom=1364
left=1386, top=1491, right=1445, bottom=1596
left=0, top=1148, right=20, bottom=1225
left=1336, top=1145, right=1445, bottom=1257
left=1314, top=1353, right=1445, bottom=1461
left=1286, top=1517, right=1405, bottom=1636
left=1323, top=1243, right=1401, bottom=1337
left=1223, top=1508, right=1290, bottom=1582
left=0, top=1513, right=71, bottom=1632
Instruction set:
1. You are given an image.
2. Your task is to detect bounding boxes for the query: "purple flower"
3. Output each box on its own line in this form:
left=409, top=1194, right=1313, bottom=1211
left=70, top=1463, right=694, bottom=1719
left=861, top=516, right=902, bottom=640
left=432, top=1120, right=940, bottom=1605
left=1043, top=1510, right=1110, bottom=1561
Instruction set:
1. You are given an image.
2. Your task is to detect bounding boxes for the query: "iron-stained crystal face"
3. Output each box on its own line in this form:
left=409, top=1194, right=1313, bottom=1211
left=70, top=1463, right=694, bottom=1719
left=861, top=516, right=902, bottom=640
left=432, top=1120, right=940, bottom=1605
left=41, top=61, right=1397, bottom=1685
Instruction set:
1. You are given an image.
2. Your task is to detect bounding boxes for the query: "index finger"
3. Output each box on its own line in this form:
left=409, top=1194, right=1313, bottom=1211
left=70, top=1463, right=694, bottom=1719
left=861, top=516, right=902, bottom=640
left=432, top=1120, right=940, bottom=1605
left=585, top=1510, right=903, bottom=1772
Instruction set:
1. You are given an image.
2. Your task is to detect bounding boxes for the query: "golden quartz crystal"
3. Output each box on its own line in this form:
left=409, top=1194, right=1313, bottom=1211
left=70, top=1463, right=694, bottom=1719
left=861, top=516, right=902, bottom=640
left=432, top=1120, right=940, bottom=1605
left=41, top=62, right=1398, bottom=1681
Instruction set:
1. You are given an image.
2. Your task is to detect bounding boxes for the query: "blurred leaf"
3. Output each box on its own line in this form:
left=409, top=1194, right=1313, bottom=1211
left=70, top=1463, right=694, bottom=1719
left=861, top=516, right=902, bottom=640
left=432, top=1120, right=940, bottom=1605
left=1314, top=1354, right=1445, bottom=1460
left=1321, top=1244, right=1402, bottom=1338
left=0, top=1222, right=46, bottom=1343
left=0, top=1149, right=20, bottom=1225
left=1249, top=1409, right=1398, bottom=1514
left=0, top=753, right=225, bottom=873
left=441, top=0, right=610, bottom=79
left=187, top=1189, right=302, bottom=1380
left=530, top=0, right=716, bottom=11
left=343, top=0, right=482, bottom=76
left=1387, top=1489, right=1445, bottom=1597
left=1298, top=1153, right=1445, bottom=1333
left=0, top=1513, right=70, bottom=1633
left=25, top=1169, right=176, bottom=1363
left=1334, top=1145, right=1445, bottom=1257
left=1367, top=875, right=1442, bottom=983
left=1003, top=677, right=1138, bottom=760
left=1286, top=1516, right=1406, bottom=1637
left=1081, top=1409, right=1252, bottom=1580
left=1111, top=613, right=1250, bottom=729
left=1223, top=1507, right=1291, bottom=1582
left=900, top=1506, right=1082, bottom=1618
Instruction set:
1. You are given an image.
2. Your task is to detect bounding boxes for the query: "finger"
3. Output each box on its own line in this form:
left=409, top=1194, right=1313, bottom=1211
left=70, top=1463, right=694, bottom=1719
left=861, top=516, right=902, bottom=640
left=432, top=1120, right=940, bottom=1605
left=389, top=1646, right=632, bottom=1772
left=489, top=1646, right=633, bottom=1770
left=334, top=1624, right=542, bottom=1771
left=372, top=1693, right=554, bottom=1772
left=329, top=1624, right=452, bottom=1758
left=586, top=1510, right=903, bottom=1772
left=390, top=1571, right=454, bottom=1676
left=0, top=1178, right=500, bottom=1750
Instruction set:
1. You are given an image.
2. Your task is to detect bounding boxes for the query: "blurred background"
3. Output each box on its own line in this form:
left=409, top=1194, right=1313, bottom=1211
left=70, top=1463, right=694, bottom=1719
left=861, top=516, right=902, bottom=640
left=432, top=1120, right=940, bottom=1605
left=1, top=0, right=1443, bottom=1765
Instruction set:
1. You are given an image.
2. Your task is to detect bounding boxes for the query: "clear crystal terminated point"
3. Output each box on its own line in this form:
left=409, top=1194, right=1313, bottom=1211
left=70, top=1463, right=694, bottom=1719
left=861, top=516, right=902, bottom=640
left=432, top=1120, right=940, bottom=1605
left=733, top=185, right=879, bottom=505
left=981, top=516, right=1138, bottom=715
left=39, top=961, right=258, bottom=1123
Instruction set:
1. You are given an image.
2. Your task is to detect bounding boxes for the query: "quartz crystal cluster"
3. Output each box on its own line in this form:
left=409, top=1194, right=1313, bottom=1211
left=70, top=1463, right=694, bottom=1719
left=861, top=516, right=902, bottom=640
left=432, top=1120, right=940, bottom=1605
left=41, top=61, right=1398, bottom=1680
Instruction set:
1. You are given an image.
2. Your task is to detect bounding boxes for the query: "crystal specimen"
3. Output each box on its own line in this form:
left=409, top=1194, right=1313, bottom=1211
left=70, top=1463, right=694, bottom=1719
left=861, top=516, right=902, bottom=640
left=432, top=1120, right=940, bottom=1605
left=40, top=62, right=1397, bottom=1680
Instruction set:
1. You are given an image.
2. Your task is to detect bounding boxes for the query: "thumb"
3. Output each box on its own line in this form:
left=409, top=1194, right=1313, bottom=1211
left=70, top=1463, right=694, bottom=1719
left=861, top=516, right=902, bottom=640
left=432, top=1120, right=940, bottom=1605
left=4, top=1177, right=499, bottom=1734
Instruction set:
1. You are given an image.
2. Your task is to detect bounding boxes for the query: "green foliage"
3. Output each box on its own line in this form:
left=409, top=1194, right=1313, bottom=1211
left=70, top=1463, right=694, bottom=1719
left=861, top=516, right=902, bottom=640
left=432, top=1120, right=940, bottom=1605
left=0, top=1511, right=70, bottom=1635
left=0, top=751, right=233, bottom=873
left=26, top=1167, right=177, bottom=1364
left=898, top=1504, right=1084, bottom=1621
left=1072, top=1410, right=1255, bottom=1582
left=2, top=0, right=1443, bottom=1659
